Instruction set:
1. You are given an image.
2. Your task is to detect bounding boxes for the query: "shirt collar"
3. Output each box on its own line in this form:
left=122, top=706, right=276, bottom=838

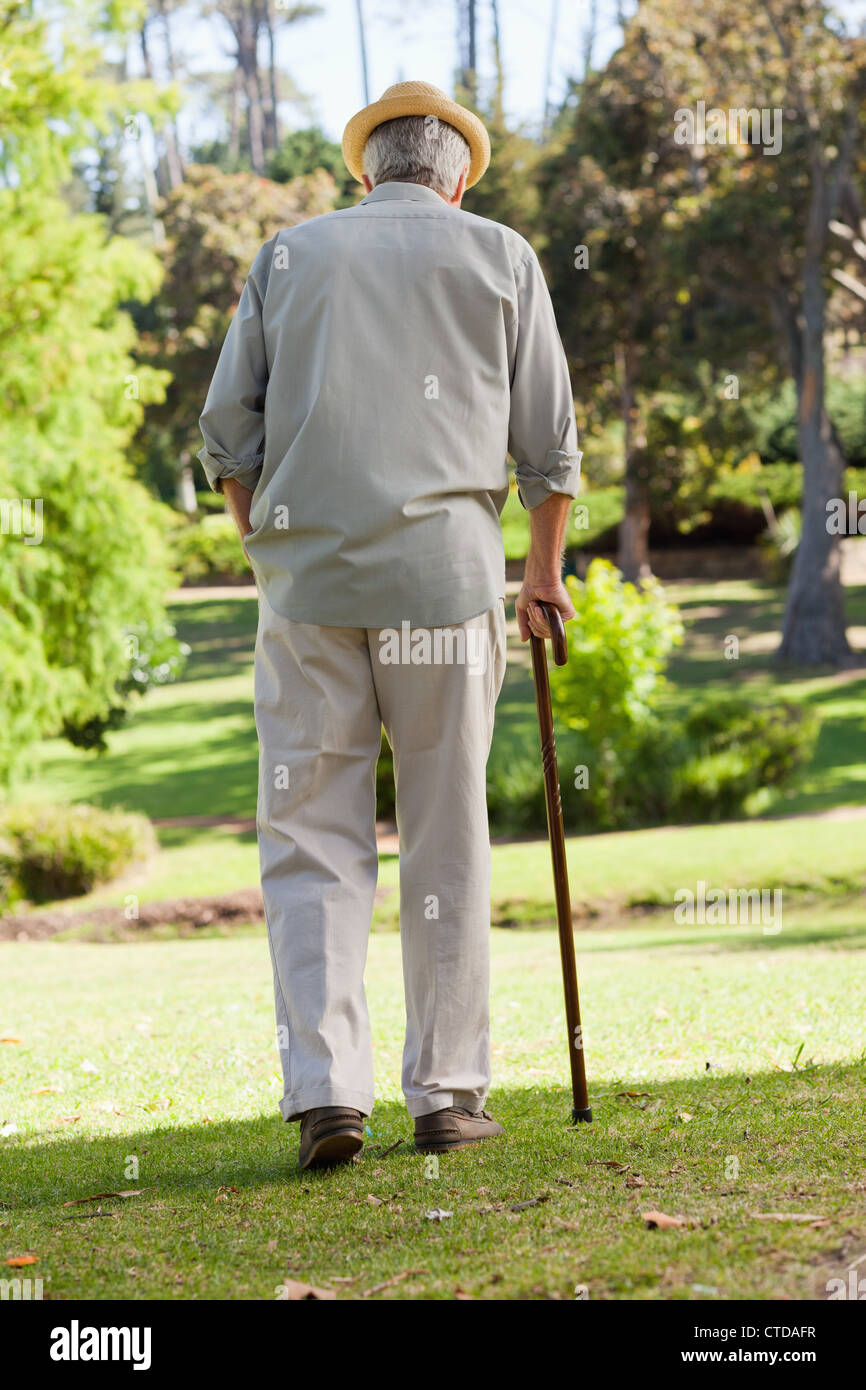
left=359, top=181, right=449, bottom=208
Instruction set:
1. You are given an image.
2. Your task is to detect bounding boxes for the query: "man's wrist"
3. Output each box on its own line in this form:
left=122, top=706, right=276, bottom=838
left=524, top=558, right=563, bottom=585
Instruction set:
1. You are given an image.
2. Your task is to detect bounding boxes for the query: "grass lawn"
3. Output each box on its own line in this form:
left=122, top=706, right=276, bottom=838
left=1, top=905, right=863, bottom=1300
left=8, top=575, right=864, bottom=924
left=40, top=815, right=866, bottom=933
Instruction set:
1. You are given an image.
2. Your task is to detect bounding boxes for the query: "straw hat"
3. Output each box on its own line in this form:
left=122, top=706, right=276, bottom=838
left=342, top=80, right=491, bottom=190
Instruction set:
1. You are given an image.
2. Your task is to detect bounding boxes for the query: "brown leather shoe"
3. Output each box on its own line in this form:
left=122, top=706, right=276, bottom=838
left=298, top=1107, right=364, bottom=1170
left=414, top=1107, right=504, bottom=1153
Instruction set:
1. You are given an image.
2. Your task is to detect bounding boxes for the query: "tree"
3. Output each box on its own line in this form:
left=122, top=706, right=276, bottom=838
left=642, top=0, right=866, bottom=664
left=538, top=48, right=728, bottom=582
left=0, top=0, right=176, bottom=788
left=206, top=1, right=322, bottom=172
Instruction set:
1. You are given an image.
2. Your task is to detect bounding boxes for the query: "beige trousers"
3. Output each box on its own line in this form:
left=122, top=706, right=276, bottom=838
left=254, top=592, right=507, bottom=1121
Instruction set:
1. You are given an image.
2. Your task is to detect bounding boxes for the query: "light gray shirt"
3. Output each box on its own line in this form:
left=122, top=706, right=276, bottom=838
left=198, top=180, right=581, bottom=627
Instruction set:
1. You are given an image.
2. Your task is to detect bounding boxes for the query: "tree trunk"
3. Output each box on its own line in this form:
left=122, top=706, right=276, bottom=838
left=777, top=150, right=852, bottom=666
left=263, top=0, right=280, bottom=155
left=355, top=0, right=370, bottom=105
left=155, top=0, right=184, bottom=188
left=234, top=12, right=265, bottom=173
left=616, top=342, right=652, bottom=585
left=228, top=65, right=242, bottom=161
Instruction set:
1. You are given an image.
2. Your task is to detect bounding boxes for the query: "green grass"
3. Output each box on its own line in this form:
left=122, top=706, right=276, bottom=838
left=45, top=814, right=866, bottom=934
left=1, top=907, right=863, bottom=1300
left=17, top=578, right=866, bottom=831
left=7, top=575, right=863, bottom=923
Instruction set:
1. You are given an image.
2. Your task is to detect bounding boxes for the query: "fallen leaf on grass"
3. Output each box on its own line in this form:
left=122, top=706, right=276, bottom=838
left=330, top=1276, right=358, bottom=1284
left=362, top=1268, right=427, bottom=1298
left=280, top=1279, right=335, bottom=1301
left=642, top=1210, right=687, bottom=1230
left=62, top=1189, right=147, bottom=1207
left=625, top=1174, right=646, bottom=1189
left=455, top=1288, right=475, bottom=1299
left=366, top=1194, right=384, bottom=1207
left=425, top=1208, right=453, bottom=1221
left=677, top=1112, right=694, bottom=1124
left=215, top=1186, right=240, bottom=1201
left=6, top=1255, right=38, bottom=1266
left=0, top=1037, right=21, bottom=1045
left=32, top=1088, right=58, bottom=1096
left=617, top=1092, right=650, bottom=1100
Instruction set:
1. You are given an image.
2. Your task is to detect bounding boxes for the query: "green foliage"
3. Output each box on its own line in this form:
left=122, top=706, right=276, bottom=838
left=171, top=514, right=250, bottom=583
left=750, top=378, right=866, bottom=467
left=490, top=693, right=818, bottom=836
left=666, top=698, right=819, bottom=823
left=759, top=508, right=802, bottom=582
left=266, top=126, right=358, bottom=207
left=485, top=753, right=546, bottom=836
left=0, top=802, right=156, bottom=909
left=61, top=620, right=190, bottom=753
left=548, top=560, right=683, bottom=827
left=0, top=0, right=178, bottom=789
left=490, top=563, right=818, bottom=832
left=552, top=560, right=684, bottom=738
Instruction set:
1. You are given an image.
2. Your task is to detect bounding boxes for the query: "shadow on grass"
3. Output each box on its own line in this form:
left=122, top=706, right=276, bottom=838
left=2, top=1062, right=862, bottom=1208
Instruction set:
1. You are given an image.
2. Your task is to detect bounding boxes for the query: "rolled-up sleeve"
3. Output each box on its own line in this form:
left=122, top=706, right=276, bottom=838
left=198, top=247, right=271, bottom=494
left=508, top=250, right=582, bottom=510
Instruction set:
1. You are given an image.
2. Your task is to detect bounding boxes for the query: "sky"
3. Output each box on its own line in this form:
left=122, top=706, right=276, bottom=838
left=130, top=0, right=866, bottom=164
left=155, top=0, right=628, bottom=152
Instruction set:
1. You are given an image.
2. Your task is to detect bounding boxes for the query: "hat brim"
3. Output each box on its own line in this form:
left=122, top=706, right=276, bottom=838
left=342, top=95, right=491, bottom=190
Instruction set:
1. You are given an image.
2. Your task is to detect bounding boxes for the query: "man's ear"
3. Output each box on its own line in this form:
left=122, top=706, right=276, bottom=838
left=449, top=165, right=469, bottom=207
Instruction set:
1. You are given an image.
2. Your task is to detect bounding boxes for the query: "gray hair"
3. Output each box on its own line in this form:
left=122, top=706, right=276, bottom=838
left=363, top=115, right=470, bottom=198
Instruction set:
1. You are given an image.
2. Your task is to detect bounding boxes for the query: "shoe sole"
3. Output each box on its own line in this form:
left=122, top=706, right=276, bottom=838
left=415, top=1131, right=503, bottom=1154
left=299, top=1129, right=363, bottom=1170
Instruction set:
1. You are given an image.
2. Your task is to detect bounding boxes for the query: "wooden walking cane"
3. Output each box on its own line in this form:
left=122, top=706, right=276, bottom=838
left=529, top=600, right=592, bottom=1124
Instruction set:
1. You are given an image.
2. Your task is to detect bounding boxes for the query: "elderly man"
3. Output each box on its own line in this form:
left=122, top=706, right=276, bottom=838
left=198, top=81, right=581, bottom=1170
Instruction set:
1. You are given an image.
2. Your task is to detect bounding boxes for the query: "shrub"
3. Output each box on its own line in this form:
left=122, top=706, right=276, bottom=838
left=0, top=803, right=156, bottom=909
left=486, top=752, right=546, bottom=835
left=550, top=560, right=684, bottom=827
left=668, top=697, right=818, bottom=822
left=551, top=697, right=818, bottom=834
left=171, top=514, right=250, bottom=583
left=489, top=556, right=818, bottom=832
